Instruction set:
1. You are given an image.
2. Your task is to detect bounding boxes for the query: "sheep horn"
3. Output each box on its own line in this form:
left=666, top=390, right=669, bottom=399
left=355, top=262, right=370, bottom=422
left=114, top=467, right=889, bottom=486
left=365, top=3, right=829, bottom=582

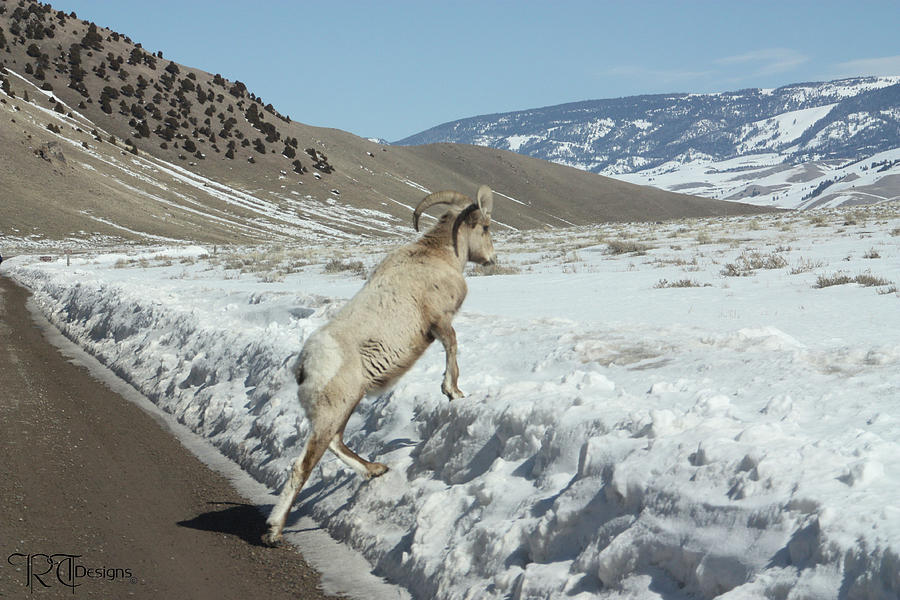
left=476, top=185, right=493, bottom=225
left=413, top=190, right=471, bottom=231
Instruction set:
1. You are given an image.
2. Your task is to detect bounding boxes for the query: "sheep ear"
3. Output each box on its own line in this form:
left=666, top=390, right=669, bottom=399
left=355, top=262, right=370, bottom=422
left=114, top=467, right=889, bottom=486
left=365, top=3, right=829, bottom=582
left=476, top=185, right=493, bottom=224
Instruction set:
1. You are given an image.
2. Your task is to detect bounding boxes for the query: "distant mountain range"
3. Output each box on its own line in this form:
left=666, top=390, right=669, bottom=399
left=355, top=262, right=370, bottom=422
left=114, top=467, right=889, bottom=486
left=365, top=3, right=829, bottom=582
left=397, top=77, right=900, bottom=209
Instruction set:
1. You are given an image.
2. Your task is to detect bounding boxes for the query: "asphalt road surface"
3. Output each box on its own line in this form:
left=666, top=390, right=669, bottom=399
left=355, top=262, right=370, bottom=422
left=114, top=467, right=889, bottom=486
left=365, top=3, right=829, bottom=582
left=0, top=275, right=343, bottom=599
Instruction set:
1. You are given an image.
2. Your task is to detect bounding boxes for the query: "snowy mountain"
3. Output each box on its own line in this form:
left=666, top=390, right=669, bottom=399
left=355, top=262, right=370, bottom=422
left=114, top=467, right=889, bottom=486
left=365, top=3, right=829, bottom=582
left=397, top=77, right=900, bottom=209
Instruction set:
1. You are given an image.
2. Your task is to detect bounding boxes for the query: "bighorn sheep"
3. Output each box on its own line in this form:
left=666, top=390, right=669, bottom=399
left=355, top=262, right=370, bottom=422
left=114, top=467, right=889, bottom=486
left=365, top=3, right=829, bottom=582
left=263, top=185, right=496, bottom=546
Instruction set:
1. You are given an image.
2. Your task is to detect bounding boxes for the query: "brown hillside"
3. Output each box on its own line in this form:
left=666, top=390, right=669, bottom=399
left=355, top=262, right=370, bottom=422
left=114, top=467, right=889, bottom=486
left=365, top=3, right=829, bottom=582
left=0, top=0, right=772, bottom=246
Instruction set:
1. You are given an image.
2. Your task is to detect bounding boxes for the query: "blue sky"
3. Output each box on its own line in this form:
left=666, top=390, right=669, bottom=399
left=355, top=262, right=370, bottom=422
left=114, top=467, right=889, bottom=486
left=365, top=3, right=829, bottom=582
left=47, top=1, right=900, bottom=141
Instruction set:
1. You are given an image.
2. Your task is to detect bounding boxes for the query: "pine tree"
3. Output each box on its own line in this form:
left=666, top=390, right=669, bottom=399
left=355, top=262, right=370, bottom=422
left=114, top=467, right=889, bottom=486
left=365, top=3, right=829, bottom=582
left=80, top=22, right=103, bottom=50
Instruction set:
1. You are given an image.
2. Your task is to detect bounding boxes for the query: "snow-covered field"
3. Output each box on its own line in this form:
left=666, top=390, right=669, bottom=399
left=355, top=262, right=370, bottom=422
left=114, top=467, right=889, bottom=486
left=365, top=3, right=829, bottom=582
left=614, top=148, right=900, bottom=211
left=3, top=204, right=900, bottom=599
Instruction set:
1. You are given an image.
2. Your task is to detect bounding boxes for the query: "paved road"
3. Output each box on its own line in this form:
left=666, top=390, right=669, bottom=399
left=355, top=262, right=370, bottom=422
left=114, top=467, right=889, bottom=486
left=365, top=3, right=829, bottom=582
left=0, top=275, right=341, bottom=599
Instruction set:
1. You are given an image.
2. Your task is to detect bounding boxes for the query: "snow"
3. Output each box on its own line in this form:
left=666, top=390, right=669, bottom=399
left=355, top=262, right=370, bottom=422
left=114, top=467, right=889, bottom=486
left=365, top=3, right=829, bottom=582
left=736, top=104, right=837, bottom=154
left=3, top=205, right=900, bottom=599
left=614, top=148, right=900, bottom=210
left=507, top=134, right=540, bottom=152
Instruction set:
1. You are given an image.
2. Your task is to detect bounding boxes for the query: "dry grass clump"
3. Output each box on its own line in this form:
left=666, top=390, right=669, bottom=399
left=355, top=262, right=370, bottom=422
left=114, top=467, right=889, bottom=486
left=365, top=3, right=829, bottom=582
left=114, top=255, right=182, bottom=269
left=607, top=239, right=651, bottom=255
left=809, top=214, right=828, bottom=227
left=722, top=251, right=788, bottom=277
left=654, top=278, right=709, bottom=289
left=863, top=248, right=881, bottom=259
left=323, top=258, right=367, bottom=277
left=469, top=262, right=522, bottom=276
left=259, top=271, right=286, bottom=283
left=814, top=273, right=854, bottom=288
left=854, top=272, right=893, bottom=287
left=213, top=246, right=317, bottom=278
left=790, top=257, right=826, bottom=274
left=842, top=210, right=867, bottom=226
left=652, top=255, right=699, bottom=269
left=815, top=271, right=894, bottom=289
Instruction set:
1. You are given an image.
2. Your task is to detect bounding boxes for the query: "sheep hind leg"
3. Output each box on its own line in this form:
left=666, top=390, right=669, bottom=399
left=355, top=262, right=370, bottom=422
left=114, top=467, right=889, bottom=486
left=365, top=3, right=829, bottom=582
left=262, top=429, right=332, bottom=547
left=329, top=434, right=388, bottom=479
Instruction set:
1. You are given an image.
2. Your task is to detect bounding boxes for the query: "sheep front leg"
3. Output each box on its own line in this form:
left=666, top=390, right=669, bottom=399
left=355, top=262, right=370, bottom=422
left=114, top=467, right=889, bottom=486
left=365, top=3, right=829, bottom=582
left=430, top=322, right=464, bottom=400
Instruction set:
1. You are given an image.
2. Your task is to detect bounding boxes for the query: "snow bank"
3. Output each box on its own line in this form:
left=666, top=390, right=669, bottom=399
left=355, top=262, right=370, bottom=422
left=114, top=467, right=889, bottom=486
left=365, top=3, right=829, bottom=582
left=4, top=214, right=900, bottom=599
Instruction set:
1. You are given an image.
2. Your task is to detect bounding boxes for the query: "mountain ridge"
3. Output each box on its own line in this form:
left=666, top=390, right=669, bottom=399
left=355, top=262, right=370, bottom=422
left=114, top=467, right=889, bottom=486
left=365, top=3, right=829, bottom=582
left=396, top=77, right=900, bottom=209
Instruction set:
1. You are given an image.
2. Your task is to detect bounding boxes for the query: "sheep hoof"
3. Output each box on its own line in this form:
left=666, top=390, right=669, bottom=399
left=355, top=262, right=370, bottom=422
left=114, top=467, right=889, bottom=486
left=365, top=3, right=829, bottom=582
left=443, top=387, right=465, bottom=401
left=261, top=530, right=284, bottom=547
left=367, top=463, right=389, bottom=479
